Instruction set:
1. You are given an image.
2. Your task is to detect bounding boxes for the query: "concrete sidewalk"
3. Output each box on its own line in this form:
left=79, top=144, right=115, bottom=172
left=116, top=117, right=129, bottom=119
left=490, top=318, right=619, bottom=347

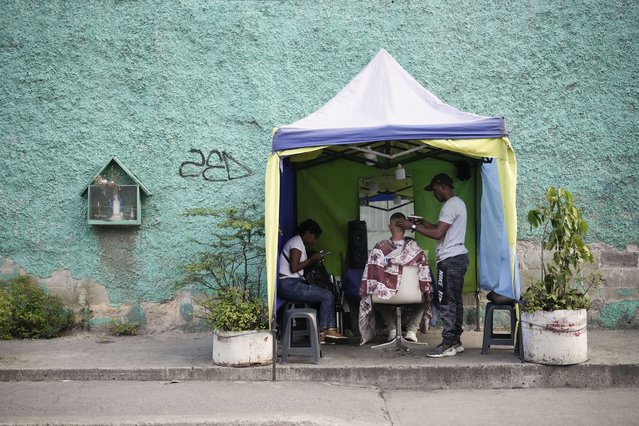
left=1, top=329, right=638, bottom=389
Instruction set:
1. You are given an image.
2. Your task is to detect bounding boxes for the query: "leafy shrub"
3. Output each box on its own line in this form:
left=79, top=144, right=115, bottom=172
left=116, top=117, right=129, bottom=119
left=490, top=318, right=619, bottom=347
left=522, top=187, right=599, bottom=312
left=523, top=273, right=603, bottom=312
left=0, top=288, right=12, bottom=340
left=200, top=286, right=268, bottom=332
left=0, top=275, right=74, bottom=339
left=76, top=306, right=93, bottom=331
left=177, top=203, right=268, bottom=331
left=111, top=319, right=140, bottom=336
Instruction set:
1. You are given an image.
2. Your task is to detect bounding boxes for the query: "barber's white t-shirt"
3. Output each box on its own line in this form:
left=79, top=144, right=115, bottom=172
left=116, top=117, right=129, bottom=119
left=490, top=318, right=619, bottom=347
left=436, top=196, right=468, bottom=263
left=279, top=235, right=307, bottom=278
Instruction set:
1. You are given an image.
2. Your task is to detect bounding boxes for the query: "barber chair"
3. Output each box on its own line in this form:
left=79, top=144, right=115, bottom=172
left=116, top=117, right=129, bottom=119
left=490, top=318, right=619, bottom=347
left=371, top=266, right=428, bottom=351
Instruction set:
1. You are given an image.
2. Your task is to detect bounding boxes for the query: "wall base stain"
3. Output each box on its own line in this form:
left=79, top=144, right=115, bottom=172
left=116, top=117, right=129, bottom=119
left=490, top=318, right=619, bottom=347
left=4, top=234, right=639, bottom=334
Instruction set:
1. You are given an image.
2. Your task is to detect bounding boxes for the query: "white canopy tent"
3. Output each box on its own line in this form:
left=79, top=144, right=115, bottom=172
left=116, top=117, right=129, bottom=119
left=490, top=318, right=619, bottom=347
left=265, top=49, right=519, bottom=375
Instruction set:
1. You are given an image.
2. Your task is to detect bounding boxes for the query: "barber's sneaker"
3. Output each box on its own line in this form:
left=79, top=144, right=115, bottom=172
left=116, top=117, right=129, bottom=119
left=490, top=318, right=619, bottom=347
left=453, top=342, right=464, bottom=353
left=319, top=332, right=326, bottom=345
left=404, top=331, right=418, bottom=342
left=427, top=342, right=457, bottom=358
left=325, top=328, right=348, bottom=344
left=388, top=329, right=397, bottom=342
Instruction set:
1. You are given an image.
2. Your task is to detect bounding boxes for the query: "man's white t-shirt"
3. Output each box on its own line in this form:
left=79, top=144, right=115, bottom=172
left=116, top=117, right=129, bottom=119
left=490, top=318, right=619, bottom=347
left=279, top=235, right=307, bottom=278
left=436, top=196, right=468, bottom=263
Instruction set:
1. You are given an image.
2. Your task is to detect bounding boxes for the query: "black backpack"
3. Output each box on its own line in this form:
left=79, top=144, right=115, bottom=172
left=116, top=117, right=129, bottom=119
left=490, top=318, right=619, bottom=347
left=304, top=258, right=340, bottom=299
left=282, top=250, right=340, bottom=298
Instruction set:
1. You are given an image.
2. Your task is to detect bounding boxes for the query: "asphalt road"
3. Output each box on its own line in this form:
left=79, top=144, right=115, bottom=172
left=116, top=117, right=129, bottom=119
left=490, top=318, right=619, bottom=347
left=0, top=381, right=637, bottom=425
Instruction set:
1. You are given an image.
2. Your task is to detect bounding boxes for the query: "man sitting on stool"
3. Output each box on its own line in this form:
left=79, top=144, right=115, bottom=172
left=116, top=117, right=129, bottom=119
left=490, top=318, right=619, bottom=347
left=359, top=212, right=433, bottom=345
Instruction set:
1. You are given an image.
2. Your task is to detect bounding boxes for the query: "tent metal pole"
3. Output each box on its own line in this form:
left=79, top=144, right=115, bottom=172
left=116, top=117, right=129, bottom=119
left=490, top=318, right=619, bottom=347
left=271, top=319, right=277, bottom=381
left=475, top=164, right=481, bottom=332
left=475, top=293, right=481, bottom=332
left=272, top=274, right=279, bottom=381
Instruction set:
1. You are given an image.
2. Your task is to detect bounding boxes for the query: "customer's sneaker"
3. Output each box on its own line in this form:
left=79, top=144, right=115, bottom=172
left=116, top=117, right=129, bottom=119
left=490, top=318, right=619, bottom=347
left=388, top=329, right=397, bottom=342
left=319, top=332, right=326, bottom=345
left=453, top=342, right=464, bottom=353
left=427, top=342, right=457, bottom=358
left=324, top=328, right=348, bottom=344
left=404, top=331, right=418, bottom=342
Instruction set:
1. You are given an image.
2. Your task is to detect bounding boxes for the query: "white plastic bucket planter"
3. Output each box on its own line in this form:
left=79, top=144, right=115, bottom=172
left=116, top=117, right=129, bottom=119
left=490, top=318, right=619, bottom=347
left=212, top=330, right=273, bottom=367
left=521, top=309, right=588, bottom=365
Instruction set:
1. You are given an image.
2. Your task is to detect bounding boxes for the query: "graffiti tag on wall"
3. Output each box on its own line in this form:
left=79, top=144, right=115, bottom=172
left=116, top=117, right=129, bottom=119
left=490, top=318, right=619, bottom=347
left=179, top=149, right=253, bottom=182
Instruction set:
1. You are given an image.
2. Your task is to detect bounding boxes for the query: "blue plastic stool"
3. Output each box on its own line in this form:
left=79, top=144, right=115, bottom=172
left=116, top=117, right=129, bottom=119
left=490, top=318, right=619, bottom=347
left=481, top=301, right=521, bottom=356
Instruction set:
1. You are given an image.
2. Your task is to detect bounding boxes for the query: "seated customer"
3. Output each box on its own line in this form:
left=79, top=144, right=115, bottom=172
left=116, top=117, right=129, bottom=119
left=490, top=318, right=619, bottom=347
left=359, top=212, right=433, bottom=345
left=278, top=219, right=347, bottom=344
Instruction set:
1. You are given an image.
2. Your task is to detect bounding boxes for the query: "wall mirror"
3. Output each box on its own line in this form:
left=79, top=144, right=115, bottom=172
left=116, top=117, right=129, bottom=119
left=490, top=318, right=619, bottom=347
left=358, top=174, right=414, bottom=250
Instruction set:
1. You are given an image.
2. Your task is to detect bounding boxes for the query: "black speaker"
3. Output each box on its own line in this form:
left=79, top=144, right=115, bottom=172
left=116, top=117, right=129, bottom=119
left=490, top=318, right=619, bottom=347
left=347, top=220, right=368, bottom=268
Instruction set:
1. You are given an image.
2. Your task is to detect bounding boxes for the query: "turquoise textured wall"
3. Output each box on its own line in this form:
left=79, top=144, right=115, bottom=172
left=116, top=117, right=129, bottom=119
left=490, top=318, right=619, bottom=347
left=1, top=1, right=637, bottom=305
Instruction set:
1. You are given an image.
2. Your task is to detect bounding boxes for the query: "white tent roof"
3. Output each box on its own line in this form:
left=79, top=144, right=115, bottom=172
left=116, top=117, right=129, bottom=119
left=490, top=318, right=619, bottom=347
left=272, top=49, right=505, bottom=150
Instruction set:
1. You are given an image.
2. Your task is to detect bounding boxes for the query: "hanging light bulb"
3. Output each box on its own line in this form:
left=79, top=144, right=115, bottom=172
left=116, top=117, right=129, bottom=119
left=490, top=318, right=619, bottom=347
left=395, top=164, right=406, bottom=180
left=364, top=148, right=377, bottom=166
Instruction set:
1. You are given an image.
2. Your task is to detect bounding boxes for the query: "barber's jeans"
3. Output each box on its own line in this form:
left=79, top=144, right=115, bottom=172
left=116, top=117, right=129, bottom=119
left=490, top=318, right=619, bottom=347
left=436, top=254, right=469, bottom=344
left=377, top=304, right=425, bottom=334
left=278, top=278, right=336, bottom=331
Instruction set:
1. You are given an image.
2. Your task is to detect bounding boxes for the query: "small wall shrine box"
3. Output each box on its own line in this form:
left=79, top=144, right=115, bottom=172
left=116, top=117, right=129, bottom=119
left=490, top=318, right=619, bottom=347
left=81, top=157, right=151, bottom=226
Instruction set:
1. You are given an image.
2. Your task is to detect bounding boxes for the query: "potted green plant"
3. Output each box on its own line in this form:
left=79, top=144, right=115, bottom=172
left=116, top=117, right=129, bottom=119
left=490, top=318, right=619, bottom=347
left=521, top=187, right=601, bottom=365
left=177, top=203, right=271, bottom=367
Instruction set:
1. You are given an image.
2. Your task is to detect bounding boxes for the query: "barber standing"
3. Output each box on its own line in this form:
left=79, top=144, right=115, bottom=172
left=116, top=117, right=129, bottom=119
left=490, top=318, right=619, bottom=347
left=398, top=173, right=469, bottom=358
